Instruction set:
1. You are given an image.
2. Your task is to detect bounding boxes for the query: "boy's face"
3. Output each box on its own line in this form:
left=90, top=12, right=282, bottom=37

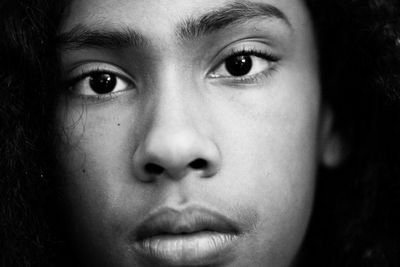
left=56, top=0, right=334, bottom=266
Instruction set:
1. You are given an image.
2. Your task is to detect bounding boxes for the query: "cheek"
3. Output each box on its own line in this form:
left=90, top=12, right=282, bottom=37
left=208, top=74, right=320, bottom=264
left=222, top=121, right=317, bottom=265
left=54, top=99, right=145, bottom=252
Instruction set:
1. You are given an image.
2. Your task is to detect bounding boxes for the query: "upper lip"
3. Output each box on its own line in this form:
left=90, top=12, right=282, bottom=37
left=133, top=206, right=240, bottom=241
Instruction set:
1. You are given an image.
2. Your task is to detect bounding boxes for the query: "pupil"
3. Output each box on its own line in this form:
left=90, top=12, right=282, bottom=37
left=89, top=73, right=117, bottom=94
left=225, top=55, right=252, bottom=76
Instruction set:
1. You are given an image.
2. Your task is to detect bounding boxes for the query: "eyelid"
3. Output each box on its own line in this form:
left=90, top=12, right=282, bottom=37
left=206, top=41, right=280, bottom=87
left=206, top=40, right=280, bottom=76
left=63, top=61, right=134, bottom=84
left=61, top=62, right=136, bottom=105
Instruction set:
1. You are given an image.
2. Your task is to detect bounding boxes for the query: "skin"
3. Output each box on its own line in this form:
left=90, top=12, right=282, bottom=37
left=55, top=0, right=341, bottom=266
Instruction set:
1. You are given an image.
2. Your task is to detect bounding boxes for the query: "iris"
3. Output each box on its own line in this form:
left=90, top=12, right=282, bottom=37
left=89, top=73, right=117, bottom=94
left=225, top=55, right=252, bottom=76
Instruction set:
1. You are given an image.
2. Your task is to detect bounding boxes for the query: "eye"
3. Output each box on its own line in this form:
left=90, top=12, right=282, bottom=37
left=68, top=71, right=133, bottom=96
left=225, top=55, right=253, bottom=76
left=89, top=72, right=118, bottom=94
left=210, top=51, right=274, bottom=79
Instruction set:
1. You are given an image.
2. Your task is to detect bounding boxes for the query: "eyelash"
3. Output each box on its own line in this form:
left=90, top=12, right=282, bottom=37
left=62, top=46, right=279, bottom=102
left=63, top=67, right=133, bottom=102
left=228, top=47, right=278, bottom=61
left=212, top=47, right=280, bottom=84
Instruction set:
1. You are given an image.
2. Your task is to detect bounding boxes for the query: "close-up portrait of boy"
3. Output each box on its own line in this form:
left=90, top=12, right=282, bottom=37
left=1, top=0, right=400, bottom=267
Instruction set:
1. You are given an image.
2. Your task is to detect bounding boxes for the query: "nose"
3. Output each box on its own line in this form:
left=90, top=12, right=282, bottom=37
left=132, top=94, right=221, bottom=183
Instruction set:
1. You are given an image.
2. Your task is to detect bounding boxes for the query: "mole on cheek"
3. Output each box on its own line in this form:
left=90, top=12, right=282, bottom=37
left=117, top=123, right=121, bottom=126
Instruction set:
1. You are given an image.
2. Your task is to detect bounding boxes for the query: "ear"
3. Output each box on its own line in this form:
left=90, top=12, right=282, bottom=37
left=319, top=106, right=346, bottom=168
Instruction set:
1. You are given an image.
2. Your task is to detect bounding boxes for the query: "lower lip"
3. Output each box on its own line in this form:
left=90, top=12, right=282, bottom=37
left=133, top=231, right=238, bottom=266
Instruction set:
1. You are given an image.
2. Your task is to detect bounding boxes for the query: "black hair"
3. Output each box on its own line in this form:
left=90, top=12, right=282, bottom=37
left=0, top=1, right=67, bottom=266
left=1, top=0, right=400, bottom=266
left=302, top=0, right=400, bottom=266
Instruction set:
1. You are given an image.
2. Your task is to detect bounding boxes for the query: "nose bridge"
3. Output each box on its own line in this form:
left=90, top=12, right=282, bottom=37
left=147, top=86, right=200, bottom=166
left=153, top=73, right=192, bottom=131
left=132, top=71, right=221, bottom=182
left=149, top=68, right=200, bottom=145
left=150, top=61, right=196, bottom=124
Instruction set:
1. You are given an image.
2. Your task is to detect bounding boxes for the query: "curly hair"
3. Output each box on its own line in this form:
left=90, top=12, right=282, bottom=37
left=302, top=0, right=400, bottom=266
left=1, top=0, right=400, bottom=266
left=0, top=1, right=66, bottom=266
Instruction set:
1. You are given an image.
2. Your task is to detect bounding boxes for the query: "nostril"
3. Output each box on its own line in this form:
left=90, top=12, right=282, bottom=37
left=144, top=163, right=164, bottom=175
left=189, top=159, right=208, bottom=170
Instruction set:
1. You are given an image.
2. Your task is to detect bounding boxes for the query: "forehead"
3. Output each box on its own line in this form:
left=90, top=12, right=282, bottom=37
left=60, top=0, right=310, bottom=37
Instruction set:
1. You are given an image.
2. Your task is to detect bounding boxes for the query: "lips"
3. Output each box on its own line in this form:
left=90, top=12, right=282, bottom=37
left=131, top=206, right=241, bottom=266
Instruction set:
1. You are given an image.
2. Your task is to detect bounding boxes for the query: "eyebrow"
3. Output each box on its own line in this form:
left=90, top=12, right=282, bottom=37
left=178, top=1, right=291, bottom=40
left=57, top=26, right=147, bottom=51
left=57, top=1, right=291, bottom=51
